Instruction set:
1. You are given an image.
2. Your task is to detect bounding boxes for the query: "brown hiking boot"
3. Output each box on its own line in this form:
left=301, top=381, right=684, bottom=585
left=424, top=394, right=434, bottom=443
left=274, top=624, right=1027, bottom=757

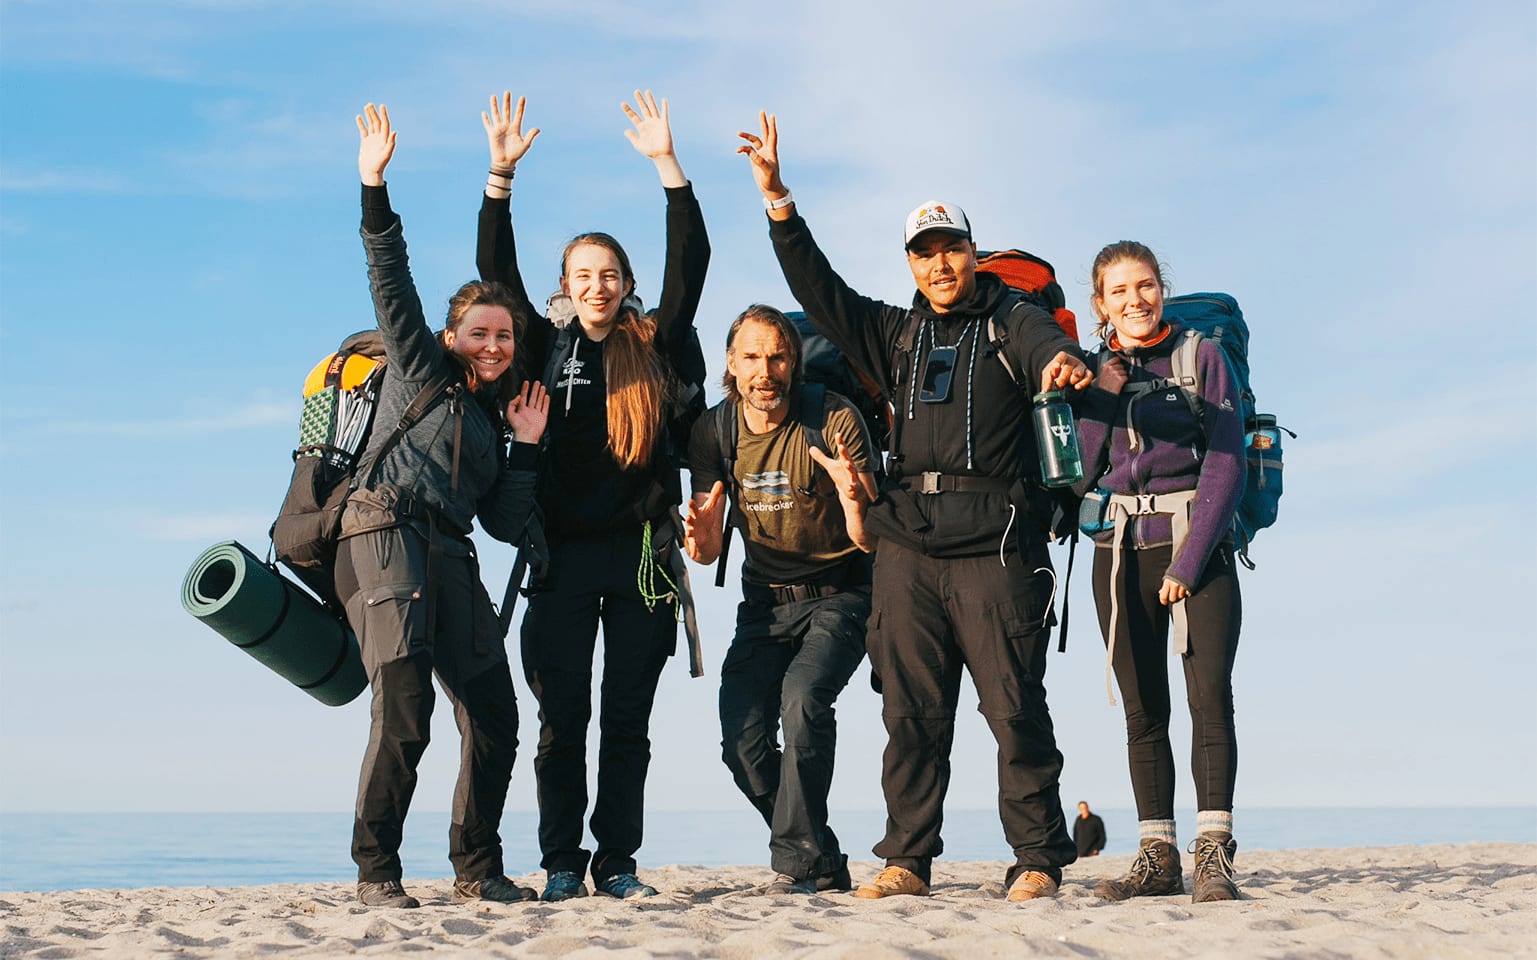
left=854, top=865, right=929, bottom=899
left=1093, top=838, right=1184, bottom=901
left=453, top=875, right=538, bottom=903
left=1190, top=832, right=1239, bottom=902
left=1005, top=870, right=1059, bottom=902
left=356, top=879, right=420, bottom=909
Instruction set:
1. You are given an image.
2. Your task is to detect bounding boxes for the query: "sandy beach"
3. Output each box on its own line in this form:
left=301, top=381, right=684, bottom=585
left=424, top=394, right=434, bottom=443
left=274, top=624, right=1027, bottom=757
left=2, top=843, right=1532, bottom=959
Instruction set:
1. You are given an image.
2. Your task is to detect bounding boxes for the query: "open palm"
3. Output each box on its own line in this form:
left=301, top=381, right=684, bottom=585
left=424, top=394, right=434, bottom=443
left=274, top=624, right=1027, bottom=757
left=482, top=92, right=541, bottom=168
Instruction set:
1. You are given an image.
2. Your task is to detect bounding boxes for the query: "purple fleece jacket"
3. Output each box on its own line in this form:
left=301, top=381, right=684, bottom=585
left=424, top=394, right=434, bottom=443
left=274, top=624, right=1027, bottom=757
left=1075, top=322, right=1244, bottom=589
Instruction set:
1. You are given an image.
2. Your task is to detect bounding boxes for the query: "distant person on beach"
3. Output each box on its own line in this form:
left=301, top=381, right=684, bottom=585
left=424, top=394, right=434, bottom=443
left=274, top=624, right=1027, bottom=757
left=1075, top=241, right=1245, bottom=903
left=343, top=103, right=549, bottom=909
left=1074, top=802, right=1106, bottom=857
left=475, top=91, right=710, bottom=902
left=681, top=305, right=878, bottom=895
left=737, top=112, right=1090, bottom=903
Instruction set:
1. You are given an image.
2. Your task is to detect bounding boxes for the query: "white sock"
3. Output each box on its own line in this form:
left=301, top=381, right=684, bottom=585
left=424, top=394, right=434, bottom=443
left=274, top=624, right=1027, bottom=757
left=1197, top=809, right=1234, bottom=837
left=1139, top=819, right=1177, bottom=845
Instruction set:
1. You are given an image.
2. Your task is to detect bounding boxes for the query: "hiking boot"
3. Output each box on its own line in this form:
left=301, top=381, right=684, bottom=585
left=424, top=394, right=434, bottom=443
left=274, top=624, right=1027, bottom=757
left=854, top=865, right=929, bottom=899
left=540, top=870, right=590, bottom=902
left=763, top=872, right=817, bottom=895
left=596, top=873, right=659, bottom=899
left=453, top=875, right=538, bottom=903
left=1093, top=838, right=1184, bottom=901
left=1006, top=870, right=1059, bottom=902
left=356, top=880, right=419, bottom=909
left=1190, top=832, right=1239, bottom=903
left=817, top=854, right=852, bottom=892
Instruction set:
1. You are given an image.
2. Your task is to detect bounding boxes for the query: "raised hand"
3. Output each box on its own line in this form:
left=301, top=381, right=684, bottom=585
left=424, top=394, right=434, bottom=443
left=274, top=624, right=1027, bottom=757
left=622, top=90, right=673, bottom=159
left=482, top=92, right=541, bottom=169
left=808, top=432, right=866, bottom=504
left=623, top=90, right=686, bottom=188
left=736, top=111, right=787, bottom=200
left=683, top=481, right=726, bottom=564
left=356, top=103, right=397, bottom=186
left=506, top=380, right=550, bottom=444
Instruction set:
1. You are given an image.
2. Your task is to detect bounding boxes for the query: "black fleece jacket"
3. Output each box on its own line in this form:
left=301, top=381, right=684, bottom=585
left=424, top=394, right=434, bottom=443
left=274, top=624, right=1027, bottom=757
left=769, top=212, right=1083, bottom=557
left=476, top=184, right=710, bottom=537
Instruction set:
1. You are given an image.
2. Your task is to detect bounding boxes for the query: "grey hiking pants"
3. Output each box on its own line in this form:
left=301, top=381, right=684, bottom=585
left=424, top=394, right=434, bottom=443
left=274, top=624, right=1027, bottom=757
left=336, top=522, right=520, bottom=883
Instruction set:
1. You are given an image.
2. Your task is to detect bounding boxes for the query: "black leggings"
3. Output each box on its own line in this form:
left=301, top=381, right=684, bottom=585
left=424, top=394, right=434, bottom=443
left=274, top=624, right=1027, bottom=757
left=1092, top=542, right=1241, bottom=820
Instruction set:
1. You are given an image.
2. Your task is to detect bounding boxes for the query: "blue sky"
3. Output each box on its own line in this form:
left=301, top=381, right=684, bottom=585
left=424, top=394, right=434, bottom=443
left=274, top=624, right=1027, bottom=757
left=2, top=0, right=1533, bottom=825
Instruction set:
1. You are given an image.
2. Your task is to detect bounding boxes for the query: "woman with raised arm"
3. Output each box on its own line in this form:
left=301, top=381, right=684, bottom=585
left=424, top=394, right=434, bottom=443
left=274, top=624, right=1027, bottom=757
left=1074, top=241, right=1246, bottom=904
left=475, top=90, right=709, bottom=901
left=342, top=103, right=549, bottom=910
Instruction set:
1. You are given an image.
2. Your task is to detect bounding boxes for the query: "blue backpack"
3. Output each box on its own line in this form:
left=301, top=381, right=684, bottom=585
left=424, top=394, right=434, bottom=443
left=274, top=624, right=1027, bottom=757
left=1156, top=292, right=1293, bottom=566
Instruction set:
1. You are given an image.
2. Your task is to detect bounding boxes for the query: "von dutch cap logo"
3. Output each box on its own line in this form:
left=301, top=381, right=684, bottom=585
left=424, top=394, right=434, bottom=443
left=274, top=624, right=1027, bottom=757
left=904, top=199, right=972, bottom=248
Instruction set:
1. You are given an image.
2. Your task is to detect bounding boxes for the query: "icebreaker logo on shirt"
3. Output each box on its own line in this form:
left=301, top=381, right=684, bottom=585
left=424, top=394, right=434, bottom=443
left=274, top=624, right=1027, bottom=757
left=742, top=470, right=794, bottom=511
left=556, top=355, right=591, bottom=390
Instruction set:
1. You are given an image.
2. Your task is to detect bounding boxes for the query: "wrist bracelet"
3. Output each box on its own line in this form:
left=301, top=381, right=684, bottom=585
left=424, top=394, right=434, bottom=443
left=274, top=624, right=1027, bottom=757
left=490, top=166, right=515, bottom=179
left=763, top=191, right=794, bottom=211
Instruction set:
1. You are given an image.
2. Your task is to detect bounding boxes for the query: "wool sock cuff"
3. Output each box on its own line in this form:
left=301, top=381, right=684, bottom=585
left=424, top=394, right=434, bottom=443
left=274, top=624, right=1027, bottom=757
left=1139, top=819, right=1177, bottom=844
left=1197, top=810, right=1234, bottom=836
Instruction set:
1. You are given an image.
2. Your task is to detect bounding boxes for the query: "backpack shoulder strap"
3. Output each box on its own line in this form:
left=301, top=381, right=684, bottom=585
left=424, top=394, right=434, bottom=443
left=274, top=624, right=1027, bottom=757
left=1169, top=328, right=1205, bottom=426
left=542, top=324, right=574, bottom=390
left=984, top=296, right=1029, bottom=388
left=798, top=381, right=830, bottom=456
left=713, top=400, right=741, bottom=588
left=354, top=372, right=455, bottom=491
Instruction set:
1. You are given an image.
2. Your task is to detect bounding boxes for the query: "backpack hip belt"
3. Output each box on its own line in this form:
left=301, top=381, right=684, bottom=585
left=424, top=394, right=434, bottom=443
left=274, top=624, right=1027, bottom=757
left=1102, top=488, right=1199, bottom=706
left=897, top=472, right=1015, bottom=495
left=744, top=552, right=872, bottom=607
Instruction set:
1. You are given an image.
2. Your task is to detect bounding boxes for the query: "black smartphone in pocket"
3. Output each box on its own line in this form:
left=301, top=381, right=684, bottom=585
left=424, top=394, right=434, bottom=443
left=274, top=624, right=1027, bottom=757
left=919, top=345, right=957, bottom=403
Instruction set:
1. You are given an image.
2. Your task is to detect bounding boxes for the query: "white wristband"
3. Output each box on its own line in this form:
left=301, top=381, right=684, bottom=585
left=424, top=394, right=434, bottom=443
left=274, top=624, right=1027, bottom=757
left=763, top=191, right=795, bottom=211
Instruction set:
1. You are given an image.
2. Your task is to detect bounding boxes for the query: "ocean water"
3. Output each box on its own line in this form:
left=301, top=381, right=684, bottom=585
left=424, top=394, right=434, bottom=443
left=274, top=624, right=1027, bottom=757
left=1, top=807, right=1532, bottom=893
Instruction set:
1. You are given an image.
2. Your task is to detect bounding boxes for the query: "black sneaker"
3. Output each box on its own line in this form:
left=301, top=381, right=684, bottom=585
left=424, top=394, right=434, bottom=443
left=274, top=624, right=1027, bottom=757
left=453, top=875, right=538, bottom=903
left=816, top=854, right=852, bottom=892
left=1190, top=832, right=1239, bottom=903
left=541, top=870, right=590, bottom=902
left=356, top=880, right=420, bottom=909
left=763, top=872, right=817, bottom=895
left=1093, top=838, right=1184, bottom=901
left=596, top=872, right=659, bottom=899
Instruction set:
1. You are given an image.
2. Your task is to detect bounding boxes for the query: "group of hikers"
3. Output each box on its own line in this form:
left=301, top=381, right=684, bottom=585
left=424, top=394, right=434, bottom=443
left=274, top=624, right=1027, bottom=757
left=335, top=90, right=1247, bottom=912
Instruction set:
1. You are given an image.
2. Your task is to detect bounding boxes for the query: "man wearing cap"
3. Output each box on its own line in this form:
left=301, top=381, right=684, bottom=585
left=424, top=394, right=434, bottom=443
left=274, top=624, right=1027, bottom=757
left=736, top=112, right=1090, bottom=903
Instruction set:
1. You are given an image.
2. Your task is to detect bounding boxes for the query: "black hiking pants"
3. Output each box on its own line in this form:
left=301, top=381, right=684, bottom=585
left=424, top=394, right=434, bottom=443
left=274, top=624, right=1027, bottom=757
left=1092, top=542, right=1242, bottom=820
left=868, top=538, right=1077, bottom=888
left=337, top=524, right=520, bottom=884
left=719, top=586, right=868, bottom=880
left=520, top=524, right=677, bottom=884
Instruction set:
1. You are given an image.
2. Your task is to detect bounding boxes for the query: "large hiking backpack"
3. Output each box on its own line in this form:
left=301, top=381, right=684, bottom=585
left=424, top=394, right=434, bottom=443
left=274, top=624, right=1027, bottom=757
left=1087, top=292, right=1293, bottom=566
left=976, top=249, right=1079, bottom=342
left=270, top=330, right=452, bottom=610
left=789, top=310, right=891, bottom=450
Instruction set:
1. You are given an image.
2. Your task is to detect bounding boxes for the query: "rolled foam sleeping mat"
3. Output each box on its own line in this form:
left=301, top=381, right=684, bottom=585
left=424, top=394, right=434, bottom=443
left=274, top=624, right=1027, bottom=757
left=181, top=540, right=367, bottom=707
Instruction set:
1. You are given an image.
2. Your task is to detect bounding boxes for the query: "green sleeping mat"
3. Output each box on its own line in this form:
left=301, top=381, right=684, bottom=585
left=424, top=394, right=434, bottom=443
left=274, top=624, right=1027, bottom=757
left=181, top=540, right=367, bottom=706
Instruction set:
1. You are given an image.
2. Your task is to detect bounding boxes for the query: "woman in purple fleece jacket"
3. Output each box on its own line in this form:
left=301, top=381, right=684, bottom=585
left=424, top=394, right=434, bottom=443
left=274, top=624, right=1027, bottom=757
left=1075, top=241, right=1246, bottom=905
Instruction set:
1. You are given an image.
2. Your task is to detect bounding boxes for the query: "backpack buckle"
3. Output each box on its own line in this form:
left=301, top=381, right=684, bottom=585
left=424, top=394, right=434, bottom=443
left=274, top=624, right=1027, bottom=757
left=1133, top=493, right=1158, bottom=515
left=920, top=471, right=942, bottom=494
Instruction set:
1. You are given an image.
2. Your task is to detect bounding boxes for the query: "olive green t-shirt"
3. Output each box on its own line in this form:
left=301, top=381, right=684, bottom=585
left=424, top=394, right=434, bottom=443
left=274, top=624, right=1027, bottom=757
left=689, top=389, right=875, bottom=587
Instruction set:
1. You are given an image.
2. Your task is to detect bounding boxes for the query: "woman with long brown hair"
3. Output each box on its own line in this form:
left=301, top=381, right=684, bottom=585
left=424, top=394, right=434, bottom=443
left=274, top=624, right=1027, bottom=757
left=474, top=90, right=709, bottom=901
